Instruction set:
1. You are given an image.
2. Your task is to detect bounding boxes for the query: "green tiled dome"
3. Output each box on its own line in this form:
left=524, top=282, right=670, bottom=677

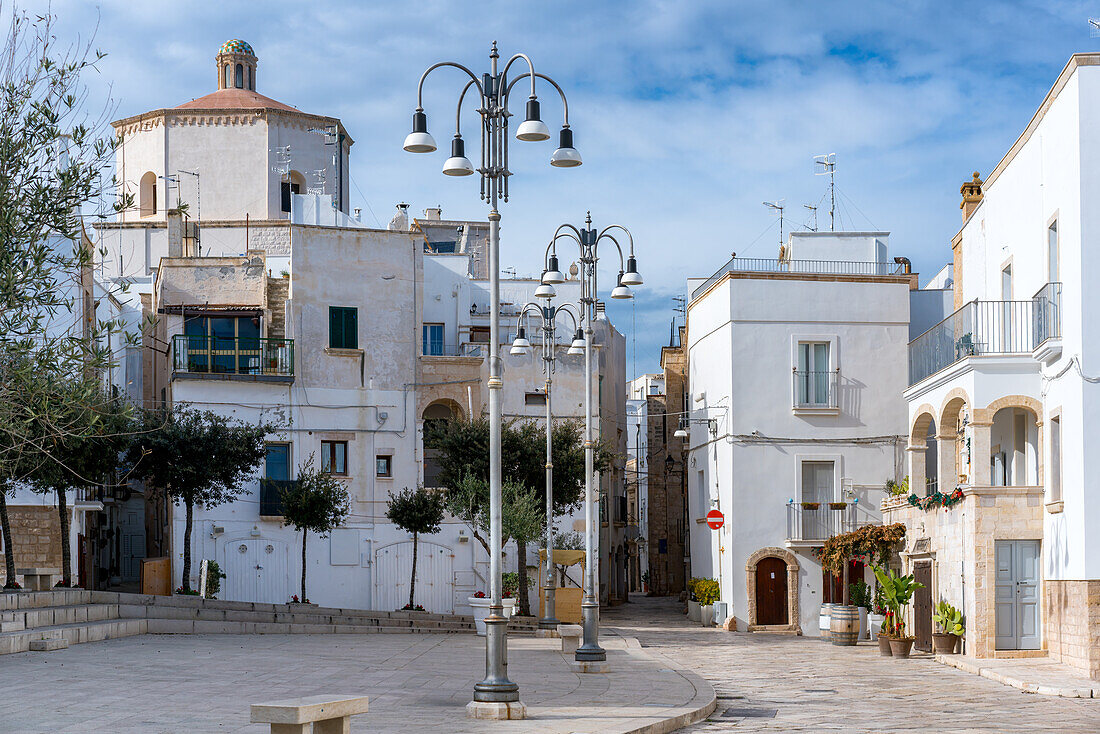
left=219, top=39, right=254, bottom=56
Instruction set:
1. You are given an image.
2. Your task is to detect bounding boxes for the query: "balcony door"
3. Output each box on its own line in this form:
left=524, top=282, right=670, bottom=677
left=797, top=342, right=830, bottom=406
left=801, top=461, right=834, bottom=538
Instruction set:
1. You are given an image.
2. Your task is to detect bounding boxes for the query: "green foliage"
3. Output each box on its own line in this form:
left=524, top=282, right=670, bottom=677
left=817, top=524, right=906, bottom=575
left=885, top=476, right=910, bottom=497
left=694, top=578, right=720, bottom=606
left=282, top=456, right=351, bottom=536
left=203, top=560, right=226, bottom=599
left=443, top=474, right=543, bottom=550
left=687, top=577, right=703, bottom=602
left=933, top=600, right=965, bottom=636
left=871, top=564, right=924, bottom=638
left=386, top=485, right=445, bottom=537
left=848, top=580, right=872, bottom=609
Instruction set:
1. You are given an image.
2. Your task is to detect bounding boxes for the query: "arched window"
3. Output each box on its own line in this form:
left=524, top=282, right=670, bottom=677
left=223, top=64, right=231, bottom=89
left=139, top=171, right=157, bottom=217
left=234, top=63, right=243, bottom=89
left=247, top=66, right=253, bottom=90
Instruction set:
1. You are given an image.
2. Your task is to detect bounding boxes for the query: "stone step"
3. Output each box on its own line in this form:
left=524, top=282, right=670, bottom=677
left=16, top=603, right=119, bottom=630
left=115, top=602, right=472, bottom=630
left=146, top=618, right=473, bottom=635
left=0, top=589, right=93, bottom=611
left=0, top=618, right=147, bottom=655
left=29, top=637, right=69, bottom=651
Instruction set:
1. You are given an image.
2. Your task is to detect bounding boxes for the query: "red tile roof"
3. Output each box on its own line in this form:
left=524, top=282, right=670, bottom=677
left=176, top=88, right=298, bottom=113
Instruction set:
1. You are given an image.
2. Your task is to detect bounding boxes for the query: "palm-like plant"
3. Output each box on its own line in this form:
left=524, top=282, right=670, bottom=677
left=871, top=564, right=923, bottom=638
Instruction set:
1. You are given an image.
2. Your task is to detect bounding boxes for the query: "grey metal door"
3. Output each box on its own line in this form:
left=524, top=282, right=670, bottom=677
left=994, top=540, right=1041, bottom=650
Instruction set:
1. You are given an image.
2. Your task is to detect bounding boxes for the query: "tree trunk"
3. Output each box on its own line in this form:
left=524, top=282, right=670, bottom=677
left=182, top=500, right=193, bottom=592
left=0, top=489, right=17, bottom=587
left=408, top=531, right=418, bottom=609
left=57, top=488, right=71, bottom=587
left=516, top=539, right=530, bottom=616
left=842, top=560, right=850, bottom=606
left=471, top=527, right=490, bottom=556
left=300, top=529, right=307, bottom=602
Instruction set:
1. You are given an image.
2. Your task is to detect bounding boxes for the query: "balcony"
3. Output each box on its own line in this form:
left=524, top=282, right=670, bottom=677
left=908, top=298, right=1043, bottom=385
left=172, top=335, right=294, bottom=382
left=1032, top=282, right=1062, bottom=363
left=785, top=500, right=876, bottom=547
left=421, top=342, right=485, bottom=358
left=259, top=479, right=296, bottom=518
left=692, top=257, right=905, bottom=300
left=792, top=369, right=839, bottom=414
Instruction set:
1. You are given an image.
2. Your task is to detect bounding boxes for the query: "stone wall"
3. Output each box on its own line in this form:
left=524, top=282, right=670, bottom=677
left=0, top=506, right=63, bottom=585
left=1044, top=580, right=1100, bottom=680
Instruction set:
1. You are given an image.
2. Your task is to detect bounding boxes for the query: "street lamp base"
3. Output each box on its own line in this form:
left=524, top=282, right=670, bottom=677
left=474, top=614, right=520, bottom=703
left=537, top=616, right=561, bottom=631
left=466, top=701, right=528, bottom=720
left=569, top=660, right=611, bottom=674
left=574, top=643, right=607, bottom=663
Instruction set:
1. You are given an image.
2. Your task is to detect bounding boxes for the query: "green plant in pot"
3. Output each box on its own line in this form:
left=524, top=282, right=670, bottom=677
left=871, top=564, right=923, bottom=659
left=695, top=577, right=720, bottom=626
left=849, top=579, right=872, bottom=640
left=932, top=600, right=964, bottom=654
left=686, top=577, right=702, bottom=621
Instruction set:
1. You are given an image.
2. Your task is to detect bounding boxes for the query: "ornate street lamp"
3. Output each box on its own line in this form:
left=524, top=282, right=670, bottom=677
left=539, top=213, right=641, bottom=669
left=403, top=42, right=579, bottom=716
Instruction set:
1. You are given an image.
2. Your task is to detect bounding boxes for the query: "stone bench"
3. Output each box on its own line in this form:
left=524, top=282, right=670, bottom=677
left=558, top=623, right=582, bottom=654
left=17, top=568, right=59, bottom=591
left=251, top=694, right=369, bottom=734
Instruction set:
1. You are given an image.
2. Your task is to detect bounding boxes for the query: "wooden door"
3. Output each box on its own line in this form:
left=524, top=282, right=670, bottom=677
left=913, top=561, right=932, bottom=651
left=755, top=557, right=788, bottom=625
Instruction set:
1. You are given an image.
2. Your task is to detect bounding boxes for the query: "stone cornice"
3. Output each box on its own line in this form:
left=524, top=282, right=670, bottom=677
left=112, top=107, right=353, bottom=145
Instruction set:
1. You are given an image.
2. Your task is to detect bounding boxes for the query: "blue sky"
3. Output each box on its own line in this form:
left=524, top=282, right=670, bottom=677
left=28, top=0, right=1100, bottom=377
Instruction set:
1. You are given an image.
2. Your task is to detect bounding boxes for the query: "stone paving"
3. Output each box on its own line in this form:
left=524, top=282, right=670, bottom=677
left=0, top=626, right=711, bottom=733
left=602, top=597, right=1100, bottom=733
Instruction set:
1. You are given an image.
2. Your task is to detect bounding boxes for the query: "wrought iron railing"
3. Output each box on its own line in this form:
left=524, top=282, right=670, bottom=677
left=792, top=369, right=839, bottom=409
left=785, top=500, right=875, bottom=542
left=908, top=299, right=1036, bottom=385
left=421, top=342, right=485, bottom=357
left=692, top=257, right=904, bottom=299
left=172, top=335, right=294, bottom=377
left=259, top=479, right=296, bottom=517
left=1033, top=281, right=1062, bottom=347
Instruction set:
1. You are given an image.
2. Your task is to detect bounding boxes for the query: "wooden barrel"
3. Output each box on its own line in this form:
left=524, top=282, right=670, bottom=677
left=818, top=603, right=835, bottom=640
left=830, top=605, right=860, bottom=646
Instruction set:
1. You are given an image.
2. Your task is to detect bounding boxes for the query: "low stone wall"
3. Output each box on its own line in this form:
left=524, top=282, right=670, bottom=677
left=0, top=506, right=63, bottom=586
left=1044, top=580, right=1100, bottom=680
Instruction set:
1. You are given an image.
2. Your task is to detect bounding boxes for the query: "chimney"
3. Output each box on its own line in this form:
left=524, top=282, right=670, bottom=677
left=167, top=209, right=184, bottom=257
left=960, top=171, right=983, bottom=221
left=424, top=206, right=442, bottom=221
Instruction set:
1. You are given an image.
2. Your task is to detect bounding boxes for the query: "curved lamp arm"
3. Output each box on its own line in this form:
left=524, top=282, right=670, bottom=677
left=554, top=302, right=581, bottom=331
left=454, top=79, right=479, bottom=135
left=415, top=61, right=485, bottom=111
left=594, top=231, right=627, bottom=270
left=501, top=54, right=538, bottom=100
left=544, top=226, right=584, bottom=261
left=505, top=72, right=572, bottom=126
left=599, top=224, right=635, bottom=257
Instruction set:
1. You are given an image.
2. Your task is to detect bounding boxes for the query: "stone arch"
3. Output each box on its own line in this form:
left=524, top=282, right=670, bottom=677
left=745, top=546, right=801, bottom=633
left=939, top=388, right=971, bottom=433
left=985, top=396, right=1044, bottom=486
left=910, top=404, right=937, bottom=447
left=984, top=394, right=1042, bottom=419
left=139, top=171, right=157, bottom=217
left=423, top=398, right=464, bottom=422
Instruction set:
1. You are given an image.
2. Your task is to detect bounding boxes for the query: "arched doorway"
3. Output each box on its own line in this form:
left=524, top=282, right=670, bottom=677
left=755, top=557, right=788, bottom=625
left=422, top=400, right=464, bottom=488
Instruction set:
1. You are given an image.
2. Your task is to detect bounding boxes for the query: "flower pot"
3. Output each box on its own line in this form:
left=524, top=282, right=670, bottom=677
left=467, top=597, right=517, bottom=636
left=688, top=600, right=701, bottom=622
left=868, top=613, right=884, bottom=641
left=858, top=606, right=869, bottom=640
left=830, top=605, right=859, bottom=646
left=818, top=603, right=835, bottom=640
left=877, top=634, right=893, bottom=656
left=932, top=632, right=959, bottom=654
left=889, top=637, right=915, bottom=658
left=700, top=604, right=715, bottom=626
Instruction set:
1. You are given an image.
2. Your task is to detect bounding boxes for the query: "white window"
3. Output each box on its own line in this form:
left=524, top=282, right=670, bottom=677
left=796, top=342, right=831, bottom=406
left=801, top=461, right=834, bottom=504
left=1002, top=264, right=1013, bottom=300
left=1050, top=415, right=1062, bottom=502
left=1048, top=220, right=1059, bottom=283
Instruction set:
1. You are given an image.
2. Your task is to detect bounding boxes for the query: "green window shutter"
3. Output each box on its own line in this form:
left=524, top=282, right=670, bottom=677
left=345, top=308, right=358, bottom=349
left=329, top=307, right=340, bottom=348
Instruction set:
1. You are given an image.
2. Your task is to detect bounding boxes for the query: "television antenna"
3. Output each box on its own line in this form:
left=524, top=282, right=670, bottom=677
left=803, top=203, right=818, bottom=232
left=814, top=153, right=837, bottom=230
left=1090, top=18, right=1100, bottom=37
left=270, top=146, right=291, bottom=178
left=763, top=200, right=785, bottom=251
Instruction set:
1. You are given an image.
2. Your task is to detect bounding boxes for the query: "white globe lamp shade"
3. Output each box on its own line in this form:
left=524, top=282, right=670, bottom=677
left=515, top=99, right=551, bottom=142
left=620, top=255, right=643, bottom=286
left=534, top=283, right=556, bottom=299
left=567, top=344, right=584, bottom=356
left=442, top=137, right=474, bottom=176
left=510, top=345, right=528, bottom=356
left=542, top=255, right=566, bottom=285
left=550, top=127, right=582, bottom=168
left=610, top=283, right=633, bottom=300
left=511, top=328, right=531, bottom=354
left=403, top=111, right=437, bottom=153
left=674, top=427, right=689, bottom=439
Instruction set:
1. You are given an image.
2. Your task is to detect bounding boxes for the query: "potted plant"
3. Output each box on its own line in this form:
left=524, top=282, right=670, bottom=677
left=849, top=579, right=872, bottom=640
left=932, top=600, right=964, bottom=654
left=467, top=591, right=518, bottom=635
left=695, top=578, right=720, bottom=626
left=801, top=501, right=821, bottom=510
left=872, top=564, right=923, bottom=659
left=687, top=578, right=701, bottom=622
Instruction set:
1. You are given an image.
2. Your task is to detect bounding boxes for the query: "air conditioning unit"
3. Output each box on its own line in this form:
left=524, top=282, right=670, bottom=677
left=210, top=526, right=225, bottom=537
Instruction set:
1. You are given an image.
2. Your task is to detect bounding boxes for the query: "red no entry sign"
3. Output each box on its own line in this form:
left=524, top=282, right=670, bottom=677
left=706, top=509, right=724, bottom=530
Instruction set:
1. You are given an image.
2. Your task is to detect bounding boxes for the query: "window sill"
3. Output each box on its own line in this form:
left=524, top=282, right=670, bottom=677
left=792, top=405, right=841, bottom=416
left=1045, top=500, right=1064, bottom=514
left=375, top=475, right=394, bottom=481
left=325, top=347, right=363, bottom=357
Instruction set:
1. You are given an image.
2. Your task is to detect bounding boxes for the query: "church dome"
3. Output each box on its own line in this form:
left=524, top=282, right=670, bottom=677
left=219, top=39, right=254, bottom=56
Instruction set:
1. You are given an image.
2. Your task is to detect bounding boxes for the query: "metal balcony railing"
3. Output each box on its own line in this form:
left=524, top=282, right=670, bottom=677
left=785, top=500, right=875, bottom=543
left=172, top=335, right=294, bottom=377
left=421, top=343, right=485, bottom=357
left=792, top=369, right=839, bottom=409
left=259, top=479, right=296, bottom=517
left=692, top=258, right=904, bottom=299
left=1033, top=281, right=1062, bottom=346
left=908, top=299, right=1036, bottom=385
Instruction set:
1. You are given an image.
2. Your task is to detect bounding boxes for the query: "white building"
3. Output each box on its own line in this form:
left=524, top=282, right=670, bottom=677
left=889, top=53, right=1100, bottom=679
left=683, top=232, right=916, bottom=633
left=92, top=40, right=629, bottom=613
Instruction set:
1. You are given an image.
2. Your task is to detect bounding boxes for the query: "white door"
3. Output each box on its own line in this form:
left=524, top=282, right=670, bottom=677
left=994, top=540, right=1041, bottom=650
left=374, top=541, right=454, bottom=613
left=223, top=539, right=289, bottom=604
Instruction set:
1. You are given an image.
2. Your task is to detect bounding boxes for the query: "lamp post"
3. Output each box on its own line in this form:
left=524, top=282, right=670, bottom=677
left=403, top=42, right=579, bottom=716
left=539, top=213, right=642, bottom=669
left=510, top=300, right=584, bottom=632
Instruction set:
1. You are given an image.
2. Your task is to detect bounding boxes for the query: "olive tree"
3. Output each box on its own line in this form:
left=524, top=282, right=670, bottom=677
left=280, top=455, right=350, bottom=603
left=385, top=485, right=445, bottom=610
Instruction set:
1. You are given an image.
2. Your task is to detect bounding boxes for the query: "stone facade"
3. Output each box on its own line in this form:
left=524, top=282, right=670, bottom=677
left=0, top=506, right=64, bottom=585
left=648, top=330, right=688, bottom=597
left=1044, top=580, right=1100, bottom=680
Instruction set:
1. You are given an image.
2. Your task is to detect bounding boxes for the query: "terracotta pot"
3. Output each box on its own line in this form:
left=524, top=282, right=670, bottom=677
left=877, top=634, right=893, bottom=657
left=889, top=637, right=915, bottom=658
left=932, top=632, right=959, bottom=654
